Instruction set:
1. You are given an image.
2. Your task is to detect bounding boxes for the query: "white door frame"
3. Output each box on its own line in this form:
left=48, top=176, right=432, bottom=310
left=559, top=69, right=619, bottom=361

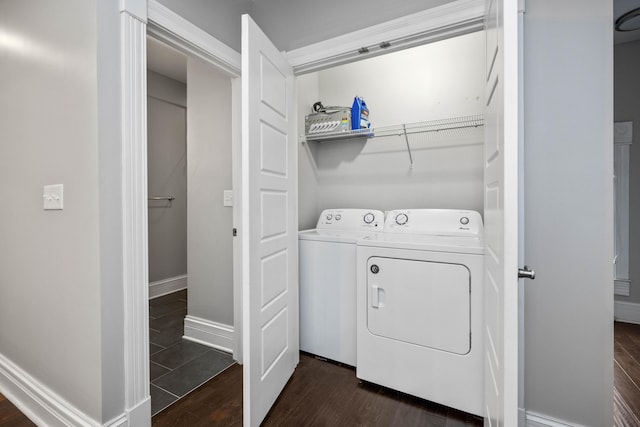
left=119, top=0, right=242, bottom=424
left=120, top=0, right=493, bottom=424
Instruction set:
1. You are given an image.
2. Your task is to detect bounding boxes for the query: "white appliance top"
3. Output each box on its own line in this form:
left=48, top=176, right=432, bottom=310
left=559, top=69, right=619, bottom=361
left=315, top=209, right=384, bottom=231
left=298, top=209, right=384, bottom=243
left=384, top=209, right=482, bottom=237
left=358, top=209, right=484, bottom=254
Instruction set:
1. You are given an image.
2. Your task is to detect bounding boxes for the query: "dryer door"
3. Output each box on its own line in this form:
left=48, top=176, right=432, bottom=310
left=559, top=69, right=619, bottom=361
left=366, top=257, right=471, bottom=355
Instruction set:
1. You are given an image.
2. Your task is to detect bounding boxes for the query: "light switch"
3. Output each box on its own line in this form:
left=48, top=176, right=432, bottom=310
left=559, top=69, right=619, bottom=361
left=43, top=184, right=64, bottom=210
left=223, top=190, right=233, bottom=207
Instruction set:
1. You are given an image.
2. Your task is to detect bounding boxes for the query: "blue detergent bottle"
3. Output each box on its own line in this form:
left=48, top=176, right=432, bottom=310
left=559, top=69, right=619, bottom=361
left=351, top=96, right=370, bottom=130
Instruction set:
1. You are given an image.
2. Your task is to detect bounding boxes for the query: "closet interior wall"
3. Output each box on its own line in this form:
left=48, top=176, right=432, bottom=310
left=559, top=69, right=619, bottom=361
left=297, top=31, right=485, bottom=230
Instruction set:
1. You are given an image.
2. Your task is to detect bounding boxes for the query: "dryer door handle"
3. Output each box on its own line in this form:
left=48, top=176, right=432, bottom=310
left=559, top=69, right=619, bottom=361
left=371, top=285, right=384, bottom=308
left=372, top=285, right=380, bottom=308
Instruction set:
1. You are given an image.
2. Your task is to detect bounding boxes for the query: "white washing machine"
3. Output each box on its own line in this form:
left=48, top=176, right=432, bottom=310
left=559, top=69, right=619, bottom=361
left=299, top=208, right=384, bottom=366
left=356, top=209, right=484, bottom=416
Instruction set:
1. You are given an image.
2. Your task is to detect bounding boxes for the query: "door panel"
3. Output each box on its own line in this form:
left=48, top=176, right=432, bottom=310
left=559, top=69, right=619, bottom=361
left=242, top=14, right=299, bottom=427
left=483, top=0, right=519, bottom=425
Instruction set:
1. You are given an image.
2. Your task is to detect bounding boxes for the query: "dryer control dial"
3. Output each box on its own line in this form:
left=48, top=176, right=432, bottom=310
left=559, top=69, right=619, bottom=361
left=460, top=216, right=469, bottom=225
left=326, top=213, right=333, bottom=220
left=363, top=212, right=375, bottom=224
left=395, top=213, right=409, bottom=226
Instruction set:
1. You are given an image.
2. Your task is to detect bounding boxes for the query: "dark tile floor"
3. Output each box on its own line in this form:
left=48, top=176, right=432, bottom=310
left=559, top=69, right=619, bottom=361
left=149, top=290, right=234, bottom=415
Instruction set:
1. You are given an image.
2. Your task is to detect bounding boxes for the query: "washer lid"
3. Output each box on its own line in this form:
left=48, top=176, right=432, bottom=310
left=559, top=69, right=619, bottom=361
left=298, top=228, right=379, bottom=243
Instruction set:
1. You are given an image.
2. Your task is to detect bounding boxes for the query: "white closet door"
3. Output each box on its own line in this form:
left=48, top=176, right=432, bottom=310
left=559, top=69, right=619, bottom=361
left=483, top=0, right=521, bottom=425
left=241, top=14, right=299, bottom=427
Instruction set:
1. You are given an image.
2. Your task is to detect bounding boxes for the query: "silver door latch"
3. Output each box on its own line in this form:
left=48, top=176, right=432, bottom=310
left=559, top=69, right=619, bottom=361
left=518, top=265, right=535, bottom=280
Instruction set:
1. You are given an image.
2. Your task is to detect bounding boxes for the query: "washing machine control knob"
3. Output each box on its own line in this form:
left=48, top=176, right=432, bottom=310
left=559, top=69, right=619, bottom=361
left=460, top=216, right=469, bottom=225
left=326, top=213, right=333, bottom=220
left=335, top=214, right=342, bottom=221
left=363, top=212, right=375, bottom=224
left=370, top=264, right=380, bottom=274
left=395, top=213, right=409, bottom=225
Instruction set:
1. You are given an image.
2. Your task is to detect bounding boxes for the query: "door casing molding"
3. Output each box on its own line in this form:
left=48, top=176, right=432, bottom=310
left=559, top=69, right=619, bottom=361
left=120, top=1, right=241, bottom=425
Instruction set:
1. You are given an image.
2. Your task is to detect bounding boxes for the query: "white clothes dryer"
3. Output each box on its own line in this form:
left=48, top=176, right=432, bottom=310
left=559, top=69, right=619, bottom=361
left=299, top=209, right=384, bottom=366
left=356, top=209, right=484, bottom=416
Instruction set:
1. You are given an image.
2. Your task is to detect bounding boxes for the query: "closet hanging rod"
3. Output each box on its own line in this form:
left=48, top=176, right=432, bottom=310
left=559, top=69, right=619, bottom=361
left=148, top=196, right=175, bottom=201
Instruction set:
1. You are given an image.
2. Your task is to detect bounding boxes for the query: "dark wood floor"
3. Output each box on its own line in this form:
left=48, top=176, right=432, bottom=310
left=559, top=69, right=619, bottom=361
left=152, top=353, right=482, bottom=426
left=0, top=393, right=34, bottom=427
left=3, top=322, right=640, bottom=426
left=614, top=321, right=640, bottom=426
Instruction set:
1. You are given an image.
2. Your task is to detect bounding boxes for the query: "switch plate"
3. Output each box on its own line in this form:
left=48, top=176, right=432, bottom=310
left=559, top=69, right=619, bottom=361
left=223, top=190, right=233, bottom=207
left=43, top=184, right=63, bottom=210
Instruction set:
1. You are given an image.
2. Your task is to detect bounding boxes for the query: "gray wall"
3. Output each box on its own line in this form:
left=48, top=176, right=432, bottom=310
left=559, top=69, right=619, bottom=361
left=148, top=69, right=187, bottom=106
left=614, top=40, right=640, bottom=304
left=297, top=32, right=484, bottom=229
left=0, top=0, right=123, bottom=422
left=187, top=58, right=234, bottom=326
left=523, top=0, right=614, bottom=425
left=147, top=71, right=188, bottom=283
left=296, top=74, right=321, bottom=230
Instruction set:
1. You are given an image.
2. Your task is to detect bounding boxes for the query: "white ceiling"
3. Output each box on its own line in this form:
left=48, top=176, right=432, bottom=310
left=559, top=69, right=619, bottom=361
left=615, top=0, right=640, bottom=44
left=146, top=36, right=187, bottom=83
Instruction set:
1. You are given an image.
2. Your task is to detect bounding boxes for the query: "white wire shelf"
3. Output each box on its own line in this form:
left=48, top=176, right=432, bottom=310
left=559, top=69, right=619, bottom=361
left=373, top=115, right=484, bottom=139
left=302, top=114, right=483, bottom=143
left=302, top=114, right=484, bottom=169
left=303, top=127, right=374, bottom=143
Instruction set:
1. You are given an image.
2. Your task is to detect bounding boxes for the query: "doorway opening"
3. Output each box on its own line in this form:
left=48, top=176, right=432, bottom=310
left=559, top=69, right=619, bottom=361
left=146, top=35, right=236, bottom=415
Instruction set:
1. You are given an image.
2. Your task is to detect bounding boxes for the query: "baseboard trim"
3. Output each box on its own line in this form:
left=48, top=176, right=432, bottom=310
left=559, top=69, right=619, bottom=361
left=183, top=315, right=234, bottom=353
left=149, top=275, right=187, bottom=299
left=615, top=279, right=631, bottom=296
left=0, top=352, right=101, bottom=427
left=615, top=300, right=640, bottom=325
left=526, top=410, right=579, bottom=427
left=103, top=414, right=128, bottom=427
left=124, top=396, right=151, bottom=427
left=519, top=407, right=527, bottom=426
